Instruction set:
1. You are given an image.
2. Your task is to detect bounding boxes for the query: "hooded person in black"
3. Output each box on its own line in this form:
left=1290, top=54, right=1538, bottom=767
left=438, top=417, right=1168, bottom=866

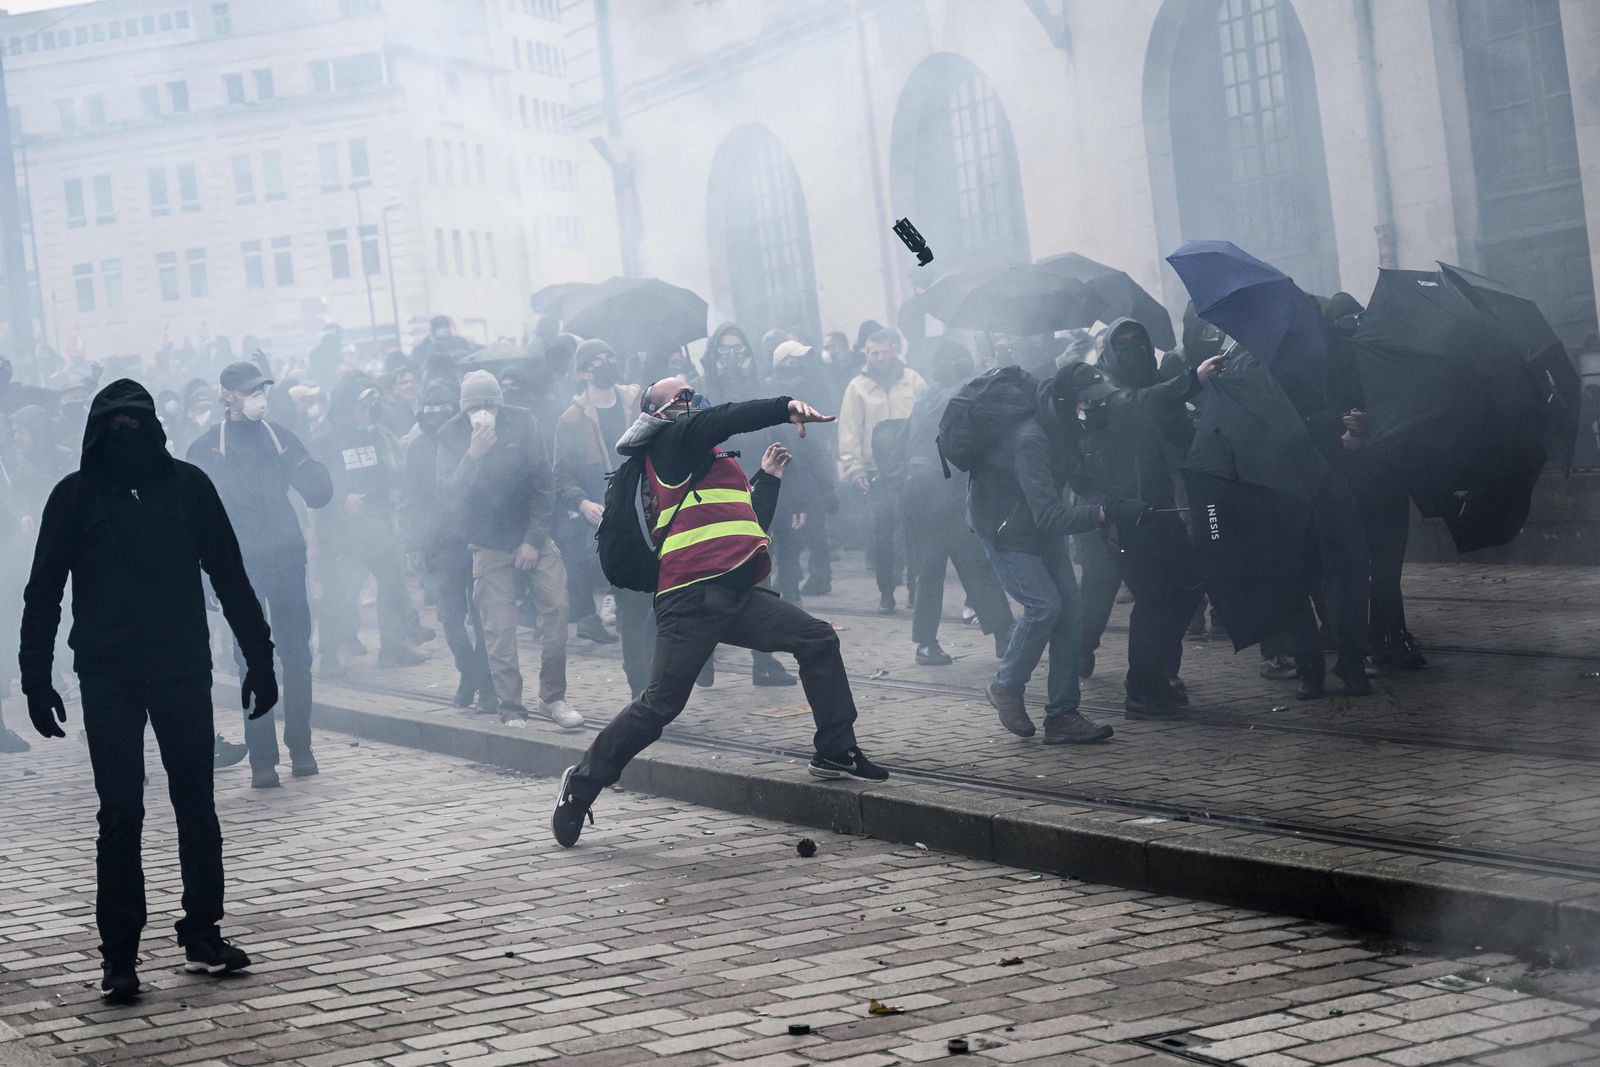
left=312, top=370, right=427, bottom=674
left=19, top=379, right=275, bottom=999
left=188, top=362, right=334, bottom=786
left=1076, top=319, right=1206, bottom=716
left=406, top=378, right=492, bottom=711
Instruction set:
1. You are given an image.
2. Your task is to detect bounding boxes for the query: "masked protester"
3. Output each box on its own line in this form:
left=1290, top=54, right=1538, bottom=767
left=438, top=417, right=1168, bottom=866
left=554, top=340, right=634, bottom=648
left=407, top=379, right=493, bottom=711
left=312, top=371, right=429, bottom=675
left=838, top=328, right=925, bottom=613
left=187, top=363, right=334, bottom=788
left=1080, top=320, right=1208, bottom=716
left=19, top=379, right=276, bottom=1001
left=411, top=313, right=476, bottom=369
left=437, top=370, right=579, bottom=729
left=55, top=379, right=93, bottom=446
left=551, top=379, right=889, bottom=849
left=902, top=341, right=1015, bottom=666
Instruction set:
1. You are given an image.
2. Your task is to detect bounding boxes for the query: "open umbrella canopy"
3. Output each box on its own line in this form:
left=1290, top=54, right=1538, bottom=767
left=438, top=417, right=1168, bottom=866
left=1166, top=240, right=1328, bottom=404
left=561, top=276, right=709, bottom=356
left=1181, top=350, right=1326, bottom=652
left=1438, top=262, right=1580, bottom=473
left=1353, top=268, right=1547, bottom=554
left=911, top=264, right=1101, bottom=337
left=1036, top=252, right=1176, bottom=350
left=528, top=281, right=594, bottom=319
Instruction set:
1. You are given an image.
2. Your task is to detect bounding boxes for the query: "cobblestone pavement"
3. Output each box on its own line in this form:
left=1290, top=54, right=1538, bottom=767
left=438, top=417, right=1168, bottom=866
left=319, top=558, right=1600, bottom=878
left=4, top=735, right=1600, bottom=1066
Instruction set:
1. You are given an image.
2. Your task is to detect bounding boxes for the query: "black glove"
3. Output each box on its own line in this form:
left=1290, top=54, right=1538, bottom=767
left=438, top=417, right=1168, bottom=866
left=1103, top=498, right=1150, bottom=528
left=242, top=666, right=279, bottom=721
left=25, top=687, right=66, bottom=739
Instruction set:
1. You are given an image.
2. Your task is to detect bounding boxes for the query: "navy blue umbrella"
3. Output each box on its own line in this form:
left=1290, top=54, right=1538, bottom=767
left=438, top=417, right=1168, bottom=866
left=1166, top=240, right=1328, bottom=402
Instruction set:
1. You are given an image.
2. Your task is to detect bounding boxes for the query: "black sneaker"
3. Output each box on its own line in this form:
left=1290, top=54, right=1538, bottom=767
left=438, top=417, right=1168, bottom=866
left=916, top=642, right=953, bottom=667
left=213, top=735, right=247, bottom=769
left=1043, top=711, right=1114, bottom=745
left=1391, top=631, right=1427, bottom=670
left=1123, top=693, right=1185, bottom=720
left=808, top=747, right=889, bottom=782
left=183, top=932, right=251, bottom=975
left=800, top=579, right=832, bottom=596
left=987, top=682, right=1035, bottom=738
left=251, top=767, right=280, bottom=789
left=1336, top=670, right=1373, bottom=697
left=1259, top=655, right=1298, bottom=680
left=290, top=751, right=319, bottom=778
left=409, top=625, right=436, bottom=645
left=1166, top=677, right=1190, bottom=706
left=100, top=961, right=141, bottom=1002
left=551, top=765, right=595, bottom=848
left=752, top=661, right=798, bottom=687
left=453, top=675, right=477, bottom=708
left=878, top=593, right=896, bottom=614
left=576, top=615, right=620, bottom=644
left=1296, top=676, right=1325, bottom=701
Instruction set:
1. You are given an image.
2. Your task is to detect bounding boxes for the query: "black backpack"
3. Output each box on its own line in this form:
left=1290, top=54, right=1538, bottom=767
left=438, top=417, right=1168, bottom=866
left=595, top=453, right=704, bottom=593
left=935, top=365, right=1038, bottom=475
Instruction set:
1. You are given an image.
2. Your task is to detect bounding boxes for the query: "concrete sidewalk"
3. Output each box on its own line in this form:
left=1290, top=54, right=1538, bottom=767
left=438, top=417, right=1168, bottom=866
left=298, top=559, right=1600, bottom=960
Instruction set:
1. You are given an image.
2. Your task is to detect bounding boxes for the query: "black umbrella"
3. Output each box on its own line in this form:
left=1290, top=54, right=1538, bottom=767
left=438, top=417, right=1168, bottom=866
left=1180, top=350, right=1327, bottom=652
left=1036, top=253, right=1175, bottom=350
left=911, top=264, right=1101, bottom=337
left=561, top=276, right=709, bottom=356
left=1438, top=262, right=1580, bottom=473
left=529, top=281, right=594, bottom=319
left=1352, top=268, right=1547, bottom=553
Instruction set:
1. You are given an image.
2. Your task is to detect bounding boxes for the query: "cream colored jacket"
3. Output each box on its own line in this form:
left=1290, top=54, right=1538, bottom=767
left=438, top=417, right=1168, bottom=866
left=837, top=365, right=926, bottom=481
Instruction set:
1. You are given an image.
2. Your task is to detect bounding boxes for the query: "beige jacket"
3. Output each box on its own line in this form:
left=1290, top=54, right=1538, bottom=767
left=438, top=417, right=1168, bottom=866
left=837, top=365, right=926, bottom=481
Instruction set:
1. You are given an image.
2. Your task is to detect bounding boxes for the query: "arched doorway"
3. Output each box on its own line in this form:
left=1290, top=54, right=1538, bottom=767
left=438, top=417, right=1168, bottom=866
left=1457, top=0, right=1595, bottom=345
left=1146, top=0, right=1339, bottom=295
left=705, top=124, right=820, bottom=344
left=890, top=53, right=1029, bottom=271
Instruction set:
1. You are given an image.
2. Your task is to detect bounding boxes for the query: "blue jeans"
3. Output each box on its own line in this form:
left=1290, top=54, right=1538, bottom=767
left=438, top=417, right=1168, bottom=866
left=984, top=537, right=1082, bottom=718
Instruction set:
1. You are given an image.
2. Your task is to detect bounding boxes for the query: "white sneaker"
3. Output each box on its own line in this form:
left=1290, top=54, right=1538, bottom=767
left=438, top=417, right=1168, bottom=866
left=543, top=700, right=584, bottom=730
left=600, top=594, right=617, bottom=627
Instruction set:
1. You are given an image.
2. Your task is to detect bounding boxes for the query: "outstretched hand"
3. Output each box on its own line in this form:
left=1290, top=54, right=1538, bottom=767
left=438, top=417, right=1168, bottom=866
left=242, top=667, right=279, bottom=721
left=761, top=442, right=792, bottom=478
left=786, top=400, right=835, bottom=438
left=25, top=687, right=66, bottom=739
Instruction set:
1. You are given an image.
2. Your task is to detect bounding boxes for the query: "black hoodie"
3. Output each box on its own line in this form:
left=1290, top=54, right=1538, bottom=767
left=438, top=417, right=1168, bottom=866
left=186, top=409, right=333, bottom=569
left=19, top=379, right=273, bottom=692
left=1082, top=317, right=1197, bottom=509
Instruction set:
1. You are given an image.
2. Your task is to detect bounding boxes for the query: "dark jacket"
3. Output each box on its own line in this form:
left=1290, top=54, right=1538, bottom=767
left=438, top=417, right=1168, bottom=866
left=1081, top=318, right=1197, bottom=508
left=19, top=379, right=273, bottom=692
left=186, top=417, right=332, bottom=569
left=312, top=372, right=405, bottom=541
left=968, top=386, right=1104, bottom=553
left=437, top=404, right=558, bottom=552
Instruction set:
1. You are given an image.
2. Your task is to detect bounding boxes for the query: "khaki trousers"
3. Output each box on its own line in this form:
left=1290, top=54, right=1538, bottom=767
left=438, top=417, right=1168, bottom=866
left=471, top=540, right=568, bottom=709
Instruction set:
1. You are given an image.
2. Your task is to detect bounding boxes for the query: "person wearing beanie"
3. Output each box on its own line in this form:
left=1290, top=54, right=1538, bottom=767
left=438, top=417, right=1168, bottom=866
left=554, top=339, right=635, bottom=651
left=188, top=363, right=333, bottom=788
left=437, top=369, right=582, bottom=729
left=407, top=379, right=493, bottom=712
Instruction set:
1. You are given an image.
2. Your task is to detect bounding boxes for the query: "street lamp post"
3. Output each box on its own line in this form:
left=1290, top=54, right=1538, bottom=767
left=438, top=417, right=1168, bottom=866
left=381, top=201, right=402, bottom=349
left=352, top=181, right=379, bottom=349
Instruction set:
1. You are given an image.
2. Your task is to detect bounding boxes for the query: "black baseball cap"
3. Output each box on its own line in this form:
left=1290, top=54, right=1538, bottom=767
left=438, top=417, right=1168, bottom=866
left=220, top=361, right=273, bottom=394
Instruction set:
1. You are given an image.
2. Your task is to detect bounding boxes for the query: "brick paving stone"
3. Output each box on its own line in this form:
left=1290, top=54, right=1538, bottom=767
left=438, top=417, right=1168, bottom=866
left=3, top=728, right=1599, bottom=1067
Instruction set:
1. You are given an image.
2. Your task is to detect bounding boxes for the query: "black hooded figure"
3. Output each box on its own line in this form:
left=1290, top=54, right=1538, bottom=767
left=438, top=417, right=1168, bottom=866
left=1077, top=319, right=1205, bottom=716
left=19, top=379, right=277, bottom=1000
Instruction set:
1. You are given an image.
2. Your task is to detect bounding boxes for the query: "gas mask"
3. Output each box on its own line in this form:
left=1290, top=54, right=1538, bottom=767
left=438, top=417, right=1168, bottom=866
left=468, top=408, right=496, bottom=431
left=242, top=394, right=269, bottom=421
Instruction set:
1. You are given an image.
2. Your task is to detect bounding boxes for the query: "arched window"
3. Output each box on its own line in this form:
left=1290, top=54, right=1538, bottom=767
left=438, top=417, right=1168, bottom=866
left=891, top=54, right=1028, bottom=270
left=1458, top=0, right=1595, bottom=343
left=1152, top=0, right=1338, bottom=294
left=706, top=125, right=819, bottom=343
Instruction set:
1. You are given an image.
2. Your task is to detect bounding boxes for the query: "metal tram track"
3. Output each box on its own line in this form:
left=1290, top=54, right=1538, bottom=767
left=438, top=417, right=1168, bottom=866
left=331, top=673, right=1600, bottom=883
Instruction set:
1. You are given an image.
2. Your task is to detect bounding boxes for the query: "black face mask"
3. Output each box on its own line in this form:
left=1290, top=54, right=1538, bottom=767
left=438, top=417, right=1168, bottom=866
left=417, top=412, right=451, bottom=436
left=1078, top=405, right=1111, bottom=433
left=587, top=363, right=619, bottom=390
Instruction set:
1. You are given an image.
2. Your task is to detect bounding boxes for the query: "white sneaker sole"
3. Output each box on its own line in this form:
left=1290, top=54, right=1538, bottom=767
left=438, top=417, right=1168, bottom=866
left=183, top=960, right=243, bottom=974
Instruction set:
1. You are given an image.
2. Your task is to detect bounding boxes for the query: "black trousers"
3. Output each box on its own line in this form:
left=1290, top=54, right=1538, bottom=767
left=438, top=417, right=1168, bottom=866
left=1349, top=455, right=1411, bottom=639
left=770, top=515, right=805, bottom=602
left=1118, top=517, right=1204, bottom=698
left=232, top=562, right=313, bottom=769
left=1075, top=530, right=1123, bottom=656
left=614, top=587, right=656, bottom=698
left=555, top=518, right=601, bottom=623
left=318, top=529, right=412, bottom=657
left=81, top=672, right=223, bottom=964
left=426, top=546, right=491, bottom=700
left=907, top=481, right=1013, bottom=645
left=869, top=477, right=904, bottom=596
left=572, top=583, right=859, bottom=796
left=1309, top=471, right=1371, bottom=670
left=801, top=511, right=833, bottom=586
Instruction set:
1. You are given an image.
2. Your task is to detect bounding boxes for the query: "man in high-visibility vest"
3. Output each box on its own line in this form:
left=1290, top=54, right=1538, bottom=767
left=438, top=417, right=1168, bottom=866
left=552, top=379, right=889, bottom=847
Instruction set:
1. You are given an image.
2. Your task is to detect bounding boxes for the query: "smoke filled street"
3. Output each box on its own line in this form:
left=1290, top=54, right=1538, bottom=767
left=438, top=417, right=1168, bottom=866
left=3, top=0, right=1600, bottom=1063
left=5, top=732, right=1600, bottom=1066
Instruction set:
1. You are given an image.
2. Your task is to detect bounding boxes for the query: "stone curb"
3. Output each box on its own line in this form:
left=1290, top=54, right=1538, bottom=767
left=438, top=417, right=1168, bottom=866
left=313, top=698, right=1598, bottom=960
